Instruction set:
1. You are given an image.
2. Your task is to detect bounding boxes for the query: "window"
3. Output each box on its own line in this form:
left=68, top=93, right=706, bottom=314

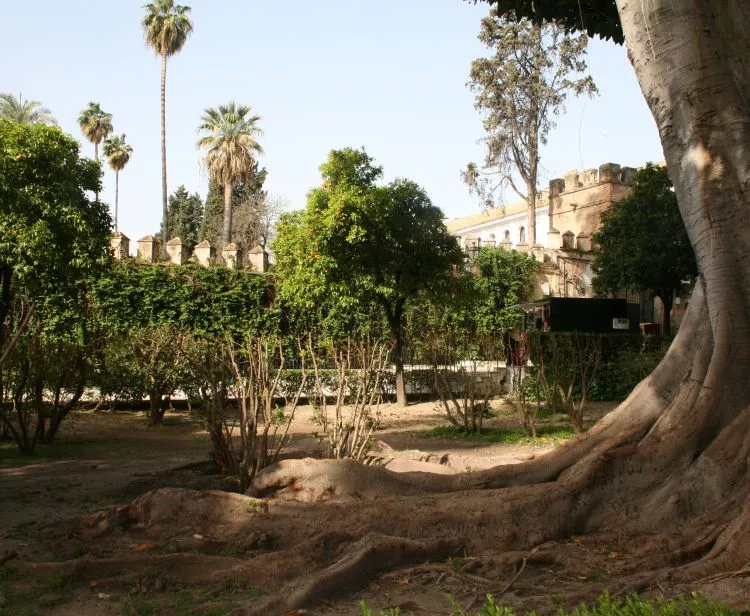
left=519, top=227, right=526, bottom=243
left=504, top=230, right=510, bottom=241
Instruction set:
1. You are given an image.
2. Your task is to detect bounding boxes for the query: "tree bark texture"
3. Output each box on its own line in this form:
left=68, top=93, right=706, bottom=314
left=160, top=53, right=168, bottom=260
left=222, top=180, right=233, bottom=249
left=114, top=170, right=120, bottom=231
left=246, top=1, right=750, bottom=599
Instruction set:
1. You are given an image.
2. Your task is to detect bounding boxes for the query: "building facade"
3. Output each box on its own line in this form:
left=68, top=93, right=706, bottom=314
left=447, top=162, right=638, bottom=300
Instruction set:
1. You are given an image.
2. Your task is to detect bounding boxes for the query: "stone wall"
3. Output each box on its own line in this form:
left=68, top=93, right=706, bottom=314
left=109, top=235, right=269, bottom=273
left=548, top=163, right=636, bottom=245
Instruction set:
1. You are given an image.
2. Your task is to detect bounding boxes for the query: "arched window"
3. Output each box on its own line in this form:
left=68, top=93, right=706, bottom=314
left=519, top=227, right=526, bottom=243
left=504, top=230, right=510, bottom=241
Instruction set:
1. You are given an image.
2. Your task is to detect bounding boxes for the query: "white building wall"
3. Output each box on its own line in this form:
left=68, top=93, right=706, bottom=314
left=457, top=206, right=550, bottom=249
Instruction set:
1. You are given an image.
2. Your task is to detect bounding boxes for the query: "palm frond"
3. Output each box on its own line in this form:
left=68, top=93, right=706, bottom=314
left=196, top=102, right=264, bottom=185
left=0, top=92, right=56, bottom=125
left=103, top=134, right=133, bottom=172
left=142, top=0, right=193, bottom=57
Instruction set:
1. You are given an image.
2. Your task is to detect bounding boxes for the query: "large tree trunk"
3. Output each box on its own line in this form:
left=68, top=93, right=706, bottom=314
left=160, top=53, right=168, bottom=260
left=244, top=1, right=750, bottom=605
left=222, top=179, right=233, bottom=249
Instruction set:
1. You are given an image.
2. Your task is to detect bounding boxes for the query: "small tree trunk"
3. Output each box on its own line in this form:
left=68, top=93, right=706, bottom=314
left=393, top=330, right=407, bottom=408
left=160, top=52, right=169, bottom=260
left=222, top=180, right=233, bottom=249
left=43, top=385, right=84, bottom=445
left=148, top=389, right=164, bottom=426
left=658, top=291, right=673, bottom=337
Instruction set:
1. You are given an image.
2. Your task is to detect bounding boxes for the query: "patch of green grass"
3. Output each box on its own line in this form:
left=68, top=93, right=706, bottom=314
left=360, top=600, right=400, bottom=616
left=424, top=424, right=575, bottom=445
left=0, top=438, right=95, bottom=464
left=120, top=596, right=159, bottom=616
left=360, top=592, right=745, bottom=616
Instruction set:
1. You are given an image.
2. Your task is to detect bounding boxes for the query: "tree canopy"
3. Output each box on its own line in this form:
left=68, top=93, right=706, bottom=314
left=197, top=103, right=263, bottom=247
left=273, top=147, right=463, bottom=406
left=0, top=93, right=56, bottom=126
left=167, top=185, right=204, bottom=251
left=464, top=9, right=595, bottom=246
left=484, top=1, right=621, bottom=43
left=78, top=102, right=113, bottom=160
left=0, top=120, right=112, bottom=346
left=592, top=164, right=697, bottom=336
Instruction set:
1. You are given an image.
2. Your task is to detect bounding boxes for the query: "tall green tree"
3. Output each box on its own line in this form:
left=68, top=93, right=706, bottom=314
left=273, top=148, right=463, bottom=406
left=473, top=246, right=538, bottom=333
left=0, top=93, right=55, bottom=125
left=199, top=163, right=268, bottom=252
left=197, top=102, right=264, bottom=249
left=592, top=164, right=696, bottom=336
left=77, top=102, right=113, bottom=161
left=463, top=10, right=595, bottom=246
left=166, top=185, right=203, bottom=250
left=0, top=120, right=111, bottom=450
left=142, top=0, right=193, bottom=259
left=102, top=134, right=133, bottom=231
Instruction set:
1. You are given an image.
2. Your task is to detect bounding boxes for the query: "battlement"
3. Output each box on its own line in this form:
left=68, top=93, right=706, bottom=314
left=549, top=163, right=637, bottom=196
left=109, top=234, right=269, bottom=273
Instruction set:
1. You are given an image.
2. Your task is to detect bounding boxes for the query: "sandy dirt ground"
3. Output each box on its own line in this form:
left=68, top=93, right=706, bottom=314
left=8, top=400, right=740, bottom=616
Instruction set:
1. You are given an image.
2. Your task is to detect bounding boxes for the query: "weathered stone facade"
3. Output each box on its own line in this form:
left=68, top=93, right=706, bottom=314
left=447, top=162, right=638, bottom=300
left=110, top=235, right=268, bottom=273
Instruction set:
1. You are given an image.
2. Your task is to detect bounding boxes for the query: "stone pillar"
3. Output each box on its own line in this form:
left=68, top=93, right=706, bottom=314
left=576, top=233, right=591, bottom=252
left=548, top=178, right=565, bottom=197
left=110, top=232, right=130, bottom=261
left=248, top=245, right=269, bottom=273
left=222, top=243, right=242, bottom=269
left=620, top=166, right=637, bottom=185
left=598, top=163, right=621, bottom=184
left=547, top=228, right=562, bottom=249
left=531, top=244, right=545, bottom=262
left=137, top=235, right=160, bottom=263
left=562, top=231, right=575, bottom=250
left=166, top=237, right=187, bottom=265
left=499, top=239, right=513, bottom=251
left=563, top=169, right=580, bottom=191
left=193, top=240, right=214, bottom=267
left=581, top=168, right=598, bottom=186
left=516, top=241, right=529, bottom=254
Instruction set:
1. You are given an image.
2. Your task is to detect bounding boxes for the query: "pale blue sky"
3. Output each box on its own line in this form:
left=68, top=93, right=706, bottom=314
left=1, top=1, right=664, bottom=241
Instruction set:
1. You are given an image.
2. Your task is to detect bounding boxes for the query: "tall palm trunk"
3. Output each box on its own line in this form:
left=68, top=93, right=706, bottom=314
left=222, top=179, right=233, bottom=248
left=160, top=52, right=168, bottom=259
left=115, top=169, right=120, bottom=231
left=94, top=141, right=100, bottom=203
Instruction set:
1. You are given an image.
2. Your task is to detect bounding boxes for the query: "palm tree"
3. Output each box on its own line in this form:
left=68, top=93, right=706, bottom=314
left=142, top=0, right=193, bottom=258
left=103, top=134, right=133, bottom=231
left=0, top=93, right=56, bottom=125
left=78, top=102, right=113, bottom=161
left=197, top=103, right=263, bottom=247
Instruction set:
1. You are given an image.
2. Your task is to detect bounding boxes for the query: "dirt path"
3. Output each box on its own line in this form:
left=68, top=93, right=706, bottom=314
left=0, top=400, right=627, bottom=615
